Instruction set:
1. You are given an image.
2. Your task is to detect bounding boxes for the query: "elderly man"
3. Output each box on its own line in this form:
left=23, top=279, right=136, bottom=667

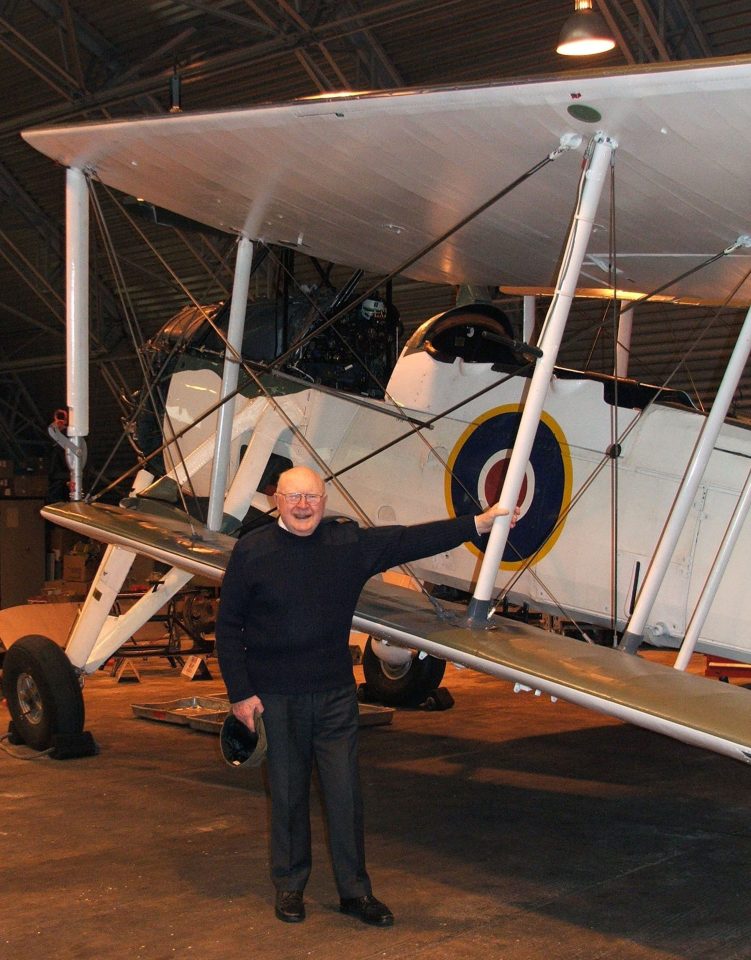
left=216, top=465, right=513, bottom=927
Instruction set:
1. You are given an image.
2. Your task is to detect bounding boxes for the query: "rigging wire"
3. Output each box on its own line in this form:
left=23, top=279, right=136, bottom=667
left=86, top=181, right=170, bottom=495
left=269, top=147, right=567, bottom=372
left=91, top=180, right=230, bottom=522
left=260, top=239, right=534, bottom=503
left=489, top=255, right=751, bottom=633
left=85, top=234, right=751, bottom=643
left=89, top=236, right=751, bottom=514
left=79, top=146, right=751, bottom=633
left=87, top=146, right=563, bottom=575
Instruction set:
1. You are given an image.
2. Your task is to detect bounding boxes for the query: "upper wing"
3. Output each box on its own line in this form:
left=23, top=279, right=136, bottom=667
left=22, top=57, right=751, bottom=305
left=43, top=500, right=751, bottom=764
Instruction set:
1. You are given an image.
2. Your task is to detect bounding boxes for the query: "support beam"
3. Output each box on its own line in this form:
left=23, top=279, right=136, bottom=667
left=65, top=544, right=137, bottom=669
left=673, top=464, right=751, bottom=671
left=0, top=159, right=124, bottom=345
left=65, top=167, right=89, bottom=500
left=523, top=295, right=536, bottom=346
left=206, top=237, right=254, bottom=532
left=467, top=135, right=616, bottom=623
left=616, top=302, right=633, bottom=377
left=621, top=297, right=751, bottom=652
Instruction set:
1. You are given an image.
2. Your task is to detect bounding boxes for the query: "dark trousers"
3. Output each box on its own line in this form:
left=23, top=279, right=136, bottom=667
left=261, top=683, right=371, bottom=898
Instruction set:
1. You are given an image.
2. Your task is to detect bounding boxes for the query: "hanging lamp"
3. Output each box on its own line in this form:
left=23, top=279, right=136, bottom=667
left=557, top=0, right=615, bottom=56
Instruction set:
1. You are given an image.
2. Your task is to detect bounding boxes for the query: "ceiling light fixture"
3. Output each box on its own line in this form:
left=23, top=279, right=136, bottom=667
left=556, top=0, right=616, bottom=56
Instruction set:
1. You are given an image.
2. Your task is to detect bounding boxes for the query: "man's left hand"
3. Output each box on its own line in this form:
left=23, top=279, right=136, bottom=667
left=474, top=503, right=521, bottom=535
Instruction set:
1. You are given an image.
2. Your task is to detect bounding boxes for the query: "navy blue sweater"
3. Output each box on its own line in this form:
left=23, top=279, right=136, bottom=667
left=215, top=514, right=479, bottom=701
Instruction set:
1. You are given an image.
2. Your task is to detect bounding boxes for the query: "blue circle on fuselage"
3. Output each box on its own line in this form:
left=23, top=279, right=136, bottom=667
left=448, top=410, right=568, bottom=566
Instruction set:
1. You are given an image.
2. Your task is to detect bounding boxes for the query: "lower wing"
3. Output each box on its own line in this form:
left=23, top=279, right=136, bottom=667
left=43, top=501, right=751, bottom=764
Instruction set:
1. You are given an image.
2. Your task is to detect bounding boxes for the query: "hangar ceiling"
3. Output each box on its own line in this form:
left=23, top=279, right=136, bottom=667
left=2, top=0, right=751, bottom=491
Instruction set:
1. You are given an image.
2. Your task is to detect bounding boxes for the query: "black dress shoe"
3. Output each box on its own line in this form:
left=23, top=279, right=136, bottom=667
left=339, top=894, right=394, bottom=926
left=275, top=890, right=305, bottom=923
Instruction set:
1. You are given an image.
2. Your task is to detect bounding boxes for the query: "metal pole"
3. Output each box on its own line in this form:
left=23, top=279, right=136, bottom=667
left=522, top=295, right=537, bottom=345
left=66, top=167, right=89, bottom=501
left=616, top=302, right=633, bottom=377
left=467, top=134, right=617, bottom=622
left=621, top=299, right=751, bottom=652
left=673, top=464, right=751, bottom=671
left=206, top=237, right=254, bottom=532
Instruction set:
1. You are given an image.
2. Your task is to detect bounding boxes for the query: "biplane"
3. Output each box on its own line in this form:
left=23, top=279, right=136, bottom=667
left=5, top=56, right=751, bottom=762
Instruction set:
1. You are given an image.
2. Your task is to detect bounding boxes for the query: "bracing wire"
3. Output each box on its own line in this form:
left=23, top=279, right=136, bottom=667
left=87, top=147, right=564, bottom=541
left=489, top=254, right=751, bottom=633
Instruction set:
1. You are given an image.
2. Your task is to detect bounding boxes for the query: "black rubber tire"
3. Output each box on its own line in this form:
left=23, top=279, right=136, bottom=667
left=1, top=635, right=84, bottom=750
left=182, top=591, right=217, bottom=652
left=362, top=637, right=446, bottom=707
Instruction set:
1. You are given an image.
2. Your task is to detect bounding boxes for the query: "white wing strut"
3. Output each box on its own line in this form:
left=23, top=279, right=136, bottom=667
left=467, top=134, right=617, bottom=622
left=621, top=281, right=751, bottom=653
left=616, top=303, right=633, bottom=377
left=674, top=463, right=751, bottom=670
left=206, top=236, right=254, bottom=532
left=65, top=167, right=89, bottom=501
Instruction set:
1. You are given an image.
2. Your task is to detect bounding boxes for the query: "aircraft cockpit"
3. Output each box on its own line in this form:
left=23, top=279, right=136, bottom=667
left=402, top=304, right=520, bottom=368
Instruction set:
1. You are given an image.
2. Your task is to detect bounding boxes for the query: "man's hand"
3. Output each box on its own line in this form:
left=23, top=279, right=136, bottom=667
left=231, top=695, right=264, bottom=732
left=474, top=503, right=521, bottom=535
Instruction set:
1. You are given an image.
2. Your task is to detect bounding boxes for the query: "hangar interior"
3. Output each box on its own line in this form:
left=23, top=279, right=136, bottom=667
left=0, top=0, right=749, bottom=606
left=2, top=4, right=751, bottom=958
left=3, top=1, right=751, bottom=482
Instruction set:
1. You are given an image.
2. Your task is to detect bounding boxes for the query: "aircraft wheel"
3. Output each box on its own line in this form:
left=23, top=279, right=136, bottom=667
left=2, top=635, right=84, bottom=751
left=362, top=637, right=446, bottom=707
left=182, top=591, right=217, bottom=651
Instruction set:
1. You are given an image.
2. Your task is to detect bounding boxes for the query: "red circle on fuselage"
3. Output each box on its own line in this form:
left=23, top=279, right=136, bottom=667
left=484, top=457, right=527, bottom=507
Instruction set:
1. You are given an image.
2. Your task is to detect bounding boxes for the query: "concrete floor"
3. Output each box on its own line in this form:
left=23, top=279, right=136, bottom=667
left=2, top=651, right=750, bottom=960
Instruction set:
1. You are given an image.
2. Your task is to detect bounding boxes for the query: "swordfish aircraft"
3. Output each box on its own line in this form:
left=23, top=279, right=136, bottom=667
left=6, top=56, right=751, bottom=762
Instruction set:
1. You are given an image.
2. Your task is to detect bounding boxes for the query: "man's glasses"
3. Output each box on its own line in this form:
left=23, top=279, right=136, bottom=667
left=276, top=492, right=323, bottom=505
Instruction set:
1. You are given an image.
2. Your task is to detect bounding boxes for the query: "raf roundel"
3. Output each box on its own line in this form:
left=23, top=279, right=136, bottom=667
left=445, top=406, right=572, bottom=569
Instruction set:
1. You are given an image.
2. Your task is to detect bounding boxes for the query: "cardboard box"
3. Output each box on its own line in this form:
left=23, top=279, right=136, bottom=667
left=48, top=527, right=80, bottom=554
left=62, top=554, right=92, bottom=582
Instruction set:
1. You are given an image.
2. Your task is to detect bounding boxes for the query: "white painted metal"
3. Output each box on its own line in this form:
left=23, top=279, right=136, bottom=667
left=674, top=464, right=751, bottom=670
left=616, top=303, right=633, bottom=377
left=82, top=566, right=193, bottom=672
left=130, top=468, right=155, bottom=494
left=369, top=636, right=413, bottom=667
left=468, top=135, right=616, bottom=620
left=163, top=367, right=223, bottom=488
left=222, top=402, right=279, bottom=521
left=65, top=167, right=89, bottom=500
left=23, top=59, right=751, bottom=305
left=350, top=612, right=751, bottom=764
left=161, top=381, right=300, bottom=498
left=65, top=544, right=137, bottom=669
left=207, top=237, right=253, bottom=531
left=621, top=298, right=751, bottom=651
left=141, top=334, right=751, bottom=663
left=523, top=295, right=536, bottom=345
left=40, top=505, right=227, bottom=581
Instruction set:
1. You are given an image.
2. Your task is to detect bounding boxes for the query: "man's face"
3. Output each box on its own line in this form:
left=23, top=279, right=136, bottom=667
left=275, top=468, right=327, bottom=537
